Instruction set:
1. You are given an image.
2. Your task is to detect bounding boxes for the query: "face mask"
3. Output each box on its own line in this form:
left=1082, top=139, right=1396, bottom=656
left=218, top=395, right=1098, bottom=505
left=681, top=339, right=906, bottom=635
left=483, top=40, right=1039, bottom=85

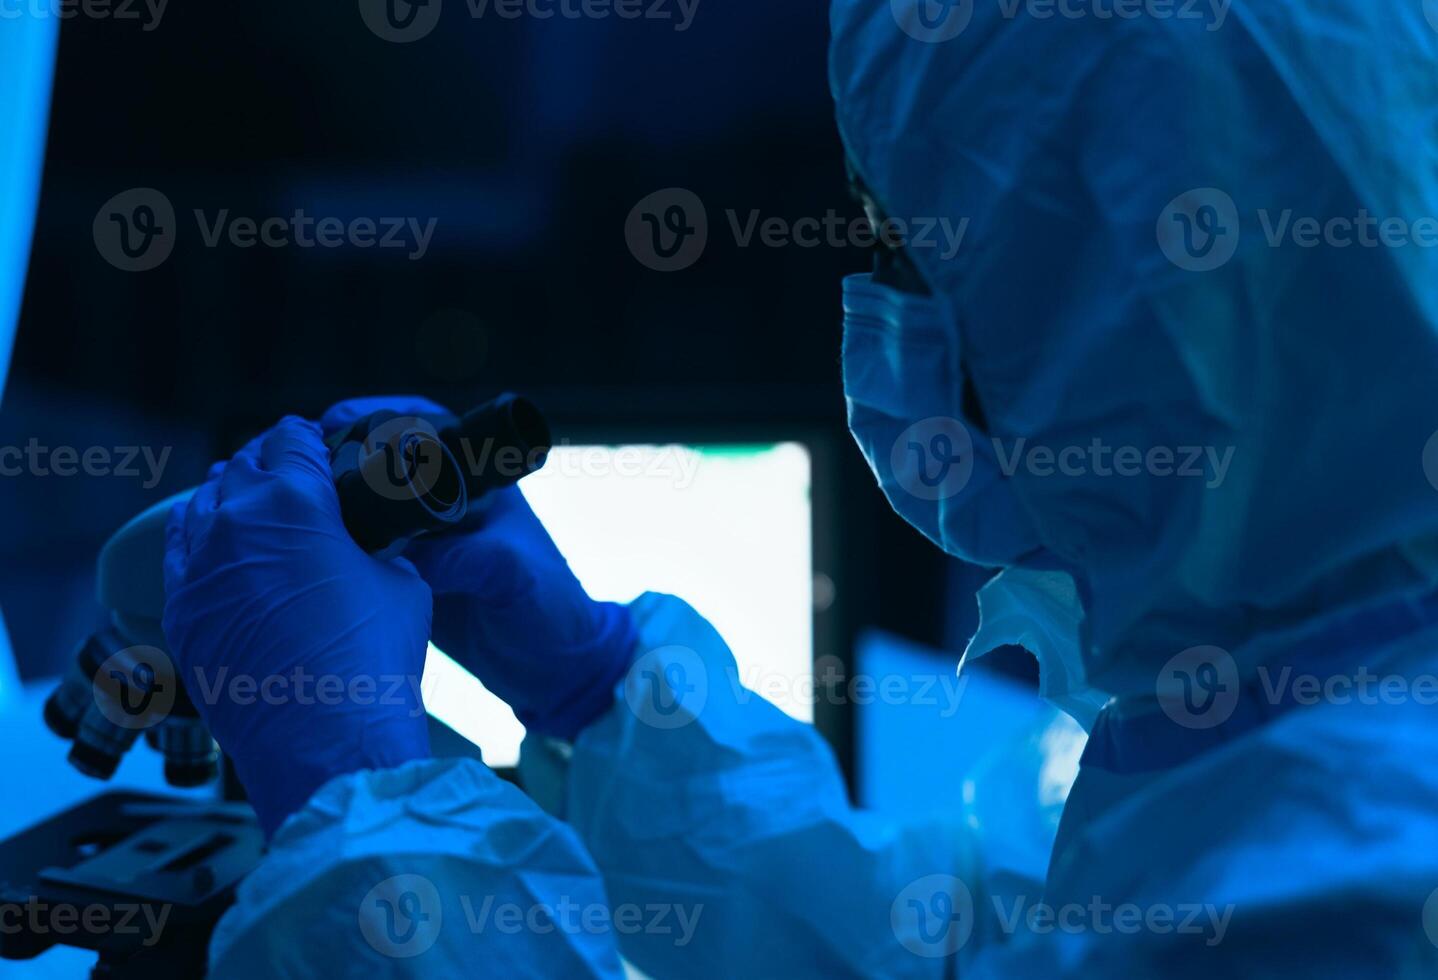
left=964, top=567, right=1108, bottom=731
left=841, top=273, right=1043, bottom=567
left=842, top=273, right=1108, bottom=730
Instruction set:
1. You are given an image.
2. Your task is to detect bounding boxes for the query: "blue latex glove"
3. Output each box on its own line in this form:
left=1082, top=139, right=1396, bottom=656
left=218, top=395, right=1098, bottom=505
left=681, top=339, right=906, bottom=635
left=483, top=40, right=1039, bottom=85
left=162, top=416, right=433, bottom=837
left=322, top=397, right=639, bottom=741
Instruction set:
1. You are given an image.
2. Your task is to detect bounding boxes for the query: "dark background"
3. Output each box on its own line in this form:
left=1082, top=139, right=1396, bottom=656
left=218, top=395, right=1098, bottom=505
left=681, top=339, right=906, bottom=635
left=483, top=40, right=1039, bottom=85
left=3, top=2, right=1002, bottom=771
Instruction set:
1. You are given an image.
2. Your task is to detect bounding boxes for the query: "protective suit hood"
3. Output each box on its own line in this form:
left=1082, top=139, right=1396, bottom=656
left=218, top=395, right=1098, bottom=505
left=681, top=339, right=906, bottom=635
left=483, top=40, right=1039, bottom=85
left=830, top=0, right=1438, bottom=700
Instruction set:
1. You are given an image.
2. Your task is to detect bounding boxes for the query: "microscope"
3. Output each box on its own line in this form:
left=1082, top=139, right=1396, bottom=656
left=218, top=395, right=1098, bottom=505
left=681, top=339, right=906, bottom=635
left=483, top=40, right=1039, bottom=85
left=1, top=395, right=550, bottom=978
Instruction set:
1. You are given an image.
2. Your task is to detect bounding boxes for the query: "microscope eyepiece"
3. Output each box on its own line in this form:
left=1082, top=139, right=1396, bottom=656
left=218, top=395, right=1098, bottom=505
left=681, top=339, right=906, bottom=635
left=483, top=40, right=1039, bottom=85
left=448, top=393, right=552, bottom=496
left=331, top=421, right=469, bottom=555
left=329, top=394, right=551, bottom=554
left=46, top=629, right=216, bottom=786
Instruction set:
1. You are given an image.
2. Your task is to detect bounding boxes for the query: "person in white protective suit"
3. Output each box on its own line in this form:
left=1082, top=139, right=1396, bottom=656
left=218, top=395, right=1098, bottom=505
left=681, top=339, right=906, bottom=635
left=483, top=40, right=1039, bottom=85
left=26, top=1, right=1438, bottom=976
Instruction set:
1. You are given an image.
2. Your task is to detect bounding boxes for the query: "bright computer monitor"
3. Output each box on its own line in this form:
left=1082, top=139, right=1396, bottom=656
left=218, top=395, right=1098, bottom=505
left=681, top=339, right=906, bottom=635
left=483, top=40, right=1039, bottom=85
left=422, top=442, right=814, bottom=766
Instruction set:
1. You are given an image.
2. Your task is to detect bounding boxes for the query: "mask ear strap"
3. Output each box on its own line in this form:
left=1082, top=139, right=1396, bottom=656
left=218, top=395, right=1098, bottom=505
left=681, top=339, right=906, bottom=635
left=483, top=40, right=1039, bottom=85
left=961, top=362, right=990, bottom=432
left=845, top=156, right=932, bottom=297
left=872, top=247, right=933, bottom=297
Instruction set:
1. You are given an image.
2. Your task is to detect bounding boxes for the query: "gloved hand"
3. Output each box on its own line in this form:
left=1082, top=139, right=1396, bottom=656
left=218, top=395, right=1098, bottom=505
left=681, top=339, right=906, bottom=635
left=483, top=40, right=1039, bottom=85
left=162, top=416, right=433, bottom=838
left=322, top=397, right=639, bottom=741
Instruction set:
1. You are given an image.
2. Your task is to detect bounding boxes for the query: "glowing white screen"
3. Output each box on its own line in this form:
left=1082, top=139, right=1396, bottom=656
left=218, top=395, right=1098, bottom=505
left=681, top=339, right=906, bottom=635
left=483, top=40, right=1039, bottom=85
left=422, top=443, right=814, bottom=767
